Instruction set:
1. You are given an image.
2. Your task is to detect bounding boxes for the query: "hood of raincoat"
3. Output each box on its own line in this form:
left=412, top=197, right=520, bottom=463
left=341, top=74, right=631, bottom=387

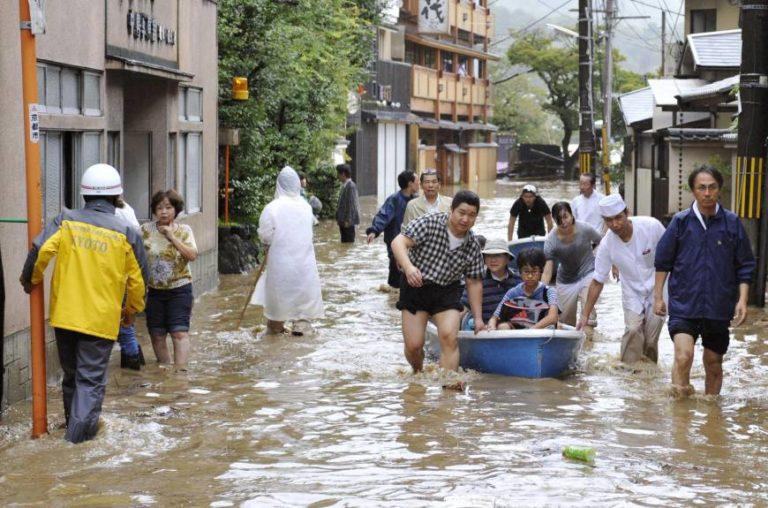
left=276, top=166, right=302, bottom=199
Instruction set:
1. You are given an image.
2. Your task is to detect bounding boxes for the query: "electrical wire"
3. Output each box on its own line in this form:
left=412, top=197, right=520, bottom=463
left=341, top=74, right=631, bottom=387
left=490, top=0, right=574, bottom=47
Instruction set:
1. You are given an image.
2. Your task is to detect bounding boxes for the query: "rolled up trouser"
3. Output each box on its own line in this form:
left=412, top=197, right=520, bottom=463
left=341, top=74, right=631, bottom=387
left=55, top=329, right=114, bottom=444
left=621, top=304, right=665, bottom=364
left=557, top=275, right=596, bottom=327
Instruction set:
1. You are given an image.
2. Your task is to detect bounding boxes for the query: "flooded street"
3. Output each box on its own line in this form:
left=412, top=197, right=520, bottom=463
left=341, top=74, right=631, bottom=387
left=1, top=179, right=767, bottom=506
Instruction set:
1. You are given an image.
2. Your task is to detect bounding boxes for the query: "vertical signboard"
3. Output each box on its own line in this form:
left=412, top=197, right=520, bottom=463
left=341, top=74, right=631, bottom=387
left=418, top=0, right=450, bottom=34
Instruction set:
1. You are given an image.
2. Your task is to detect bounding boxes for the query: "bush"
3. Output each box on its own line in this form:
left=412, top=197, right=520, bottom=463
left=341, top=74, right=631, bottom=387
left=306, top=163, right=340, bottom=219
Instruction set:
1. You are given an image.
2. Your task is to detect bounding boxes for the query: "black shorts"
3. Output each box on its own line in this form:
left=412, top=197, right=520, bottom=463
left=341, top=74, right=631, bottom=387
left=146, top=283, right=194, bottom=336
left=668, top=317, right=730, bottom=355
left=396, top=277, right=464, bottom=316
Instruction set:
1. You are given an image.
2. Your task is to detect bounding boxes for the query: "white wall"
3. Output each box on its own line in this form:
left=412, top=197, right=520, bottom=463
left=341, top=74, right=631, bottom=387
left=376, top=123, right=406, bottom=204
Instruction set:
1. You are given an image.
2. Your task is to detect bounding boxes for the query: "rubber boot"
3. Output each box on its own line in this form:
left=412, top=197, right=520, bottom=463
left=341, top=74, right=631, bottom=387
left=121, top=345, right=144, bottom=371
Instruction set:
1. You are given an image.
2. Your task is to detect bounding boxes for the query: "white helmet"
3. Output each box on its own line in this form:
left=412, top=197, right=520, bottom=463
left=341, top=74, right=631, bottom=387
left=80, top=163, right=123, bottom=196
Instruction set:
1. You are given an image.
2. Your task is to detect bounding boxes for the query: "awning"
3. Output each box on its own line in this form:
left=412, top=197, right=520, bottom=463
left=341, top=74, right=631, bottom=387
left=455, top=121, right=499, bottom=131
left=361, top=110, right=423, bottom=124
left=677, top=75, right=739, bottom=102
left=665, top=128, right=734, bottom=142
left=405, top=33, right=500, bottom=61
left=105, top=55, right=193, bottom=81
left=617, top=87, right=654, bottom=126
left=466, top=142, right=498, bottom=148
left=443, top=143, right=467, bottom=153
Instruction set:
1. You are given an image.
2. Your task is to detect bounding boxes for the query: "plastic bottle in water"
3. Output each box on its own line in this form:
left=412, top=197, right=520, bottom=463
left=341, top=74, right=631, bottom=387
left=562, top=445, right=596, bottom=463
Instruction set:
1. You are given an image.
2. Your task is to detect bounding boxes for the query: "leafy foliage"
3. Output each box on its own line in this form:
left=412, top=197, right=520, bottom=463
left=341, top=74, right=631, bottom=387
left=505, top=33, right=580, bottom=174
left=218, top=0, right=375, bottom=221
left=490, top=63, right=563, bottom=145
left=505, top=31, right=650, bottom=175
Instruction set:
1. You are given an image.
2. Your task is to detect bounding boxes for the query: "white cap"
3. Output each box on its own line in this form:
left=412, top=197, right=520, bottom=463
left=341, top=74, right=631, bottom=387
left=80, top=163, right=123, bottom=196
left=481, top=238, right=511, bottom=255
left=522, top=184, right=537, bottom=194
left=599, top=194, right=627, bottom=217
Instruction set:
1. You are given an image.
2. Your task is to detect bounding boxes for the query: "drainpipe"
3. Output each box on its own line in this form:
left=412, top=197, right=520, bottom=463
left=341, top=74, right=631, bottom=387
left=18, top=0, right=48, bottom=438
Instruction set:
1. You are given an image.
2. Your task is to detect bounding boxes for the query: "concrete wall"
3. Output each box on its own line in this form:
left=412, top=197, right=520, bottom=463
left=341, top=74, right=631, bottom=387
left=1, top=0, right=219, bottom=410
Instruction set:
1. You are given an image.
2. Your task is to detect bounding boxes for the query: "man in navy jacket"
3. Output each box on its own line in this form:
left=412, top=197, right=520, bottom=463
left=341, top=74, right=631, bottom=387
left=366, top=170, right=419, bottom=289
left=653, top=166, right=755, bottom=396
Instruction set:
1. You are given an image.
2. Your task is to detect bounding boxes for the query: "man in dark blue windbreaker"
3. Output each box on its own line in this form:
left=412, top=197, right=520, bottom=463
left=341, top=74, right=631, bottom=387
left=366, top=170, right=419, bottom=289
left=653, top=166, right=755, bottom=396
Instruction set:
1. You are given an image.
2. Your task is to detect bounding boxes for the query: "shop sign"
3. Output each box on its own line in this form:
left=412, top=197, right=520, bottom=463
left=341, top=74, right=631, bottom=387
left=418, top=0, right=449, bottom=34
left=127, top=9, right=176, bottom=45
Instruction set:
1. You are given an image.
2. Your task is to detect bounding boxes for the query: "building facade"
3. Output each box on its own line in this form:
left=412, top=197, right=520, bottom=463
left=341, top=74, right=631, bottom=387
left=620, top=0, right=742, bottom=222
left=350, top=0, right=498, bottom=202
left=1, top=0, right=219, bottom=407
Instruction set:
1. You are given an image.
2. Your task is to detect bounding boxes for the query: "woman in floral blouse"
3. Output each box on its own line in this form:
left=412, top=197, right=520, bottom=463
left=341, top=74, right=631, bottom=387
left=142, top=190, right=198, bottom=368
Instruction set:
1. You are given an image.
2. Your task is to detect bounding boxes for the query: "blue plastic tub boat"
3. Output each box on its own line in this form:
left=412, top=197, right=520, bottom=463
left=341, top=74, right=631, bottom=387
left=425, top=324, right=584, bottom=378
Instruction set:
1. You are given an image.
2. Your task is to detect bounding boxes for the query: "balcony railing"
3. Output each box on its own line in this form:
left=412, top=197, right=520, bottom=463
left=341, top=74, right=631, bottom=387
left=411, top=65, right=492, bottom=120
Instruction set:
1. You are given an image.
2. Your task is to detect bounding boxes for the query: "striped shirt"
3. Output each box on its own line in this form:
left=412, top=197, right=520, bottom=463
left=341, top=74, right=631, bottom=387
left=461, top=268, right=522, bottom=321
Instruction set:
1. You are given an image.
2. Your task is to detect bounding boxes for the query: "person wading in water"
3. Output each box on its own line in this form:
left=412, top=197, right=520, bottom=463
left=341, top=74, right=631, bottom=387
left=391, top=190, right=486, bottom=390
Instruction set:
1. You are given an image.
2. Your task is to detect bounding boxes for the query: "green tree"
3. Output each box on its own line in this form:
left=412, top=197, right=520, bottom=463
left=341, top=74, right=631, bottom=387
left=506, top=32, right=649, bottom=175
left=505, top=33, right=580, bottom=175
left=218, top=0, right=374, bottom=220
left=491, top=64, right=563, bottom=145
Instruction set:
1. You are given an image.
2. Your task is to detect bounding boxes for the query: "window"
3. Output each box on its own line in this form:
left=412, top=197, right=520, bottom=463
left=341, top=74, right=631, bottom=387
left=39, top=130, right=103, bottom=219
left=405, top=41, right=417, bottom=64
left=178, top=87, right=203, bottom=122
left=178, top=132, right=202, bottom=213
left=61, top=68, right=80, bottom=115
left=167, top=133, right=177, bottom=189
left=107, top=131, right=120, bottom=171
left=41, top=132, right=63, bottom=221
left=423, top=47, right=436, bottom=68
left=178, top=88, right=187, bottom=120
left=45, top=65, right=61, bottom=113
left=36, top=63, right=102, bottom=116
left=83, top=72, right=101, bottom=116
left=36, top=64, right=45, bottom=109
left=690, top=9, right=716, bottom=34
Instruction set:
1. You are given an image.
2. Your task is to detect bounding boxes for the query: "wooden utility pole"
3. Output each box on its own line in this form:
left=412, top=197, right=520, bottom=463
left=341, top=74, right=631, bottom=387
left=660, top=10, right=666, bottom=76
left=600, top=0, right=615, bottom=193
left=18, top=0, right=48, bottom=438
left=736, top=0, right=768, bottom=305
left=578, top=0, right=596, bottom=175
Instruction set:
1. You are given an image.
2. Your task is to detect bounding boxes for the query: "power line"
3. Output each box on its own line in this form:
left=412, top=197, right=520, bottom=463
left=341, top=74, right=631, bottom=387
left=621, top=0, right=661, bottom=37
left=656, top=0, right=680, bottom=42
left=491, top=0, right=573, bottom=47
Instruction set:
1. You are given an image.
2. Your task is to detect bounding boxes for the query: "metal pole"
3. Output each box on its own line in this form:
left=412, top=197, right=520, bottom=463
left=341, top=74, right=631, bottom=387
left=600, top=0, right=615, bottom=194
left=603, top=0, right=614, bottom=143
left=736, top=0, right=768, bottom=305
left=18, top=0, right=48, bottom=438
left=578, top=0, right=596, bottom=175
left=661, top=10, right=666, bottom=77
left=224, top=144, right=230, bottom=226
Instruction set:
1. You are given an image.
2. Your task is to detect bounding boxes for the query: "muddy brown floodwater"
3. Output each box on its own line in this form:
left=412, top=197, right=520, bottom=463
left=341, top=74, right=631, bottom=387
left=1, top=179, right=767, bottom=506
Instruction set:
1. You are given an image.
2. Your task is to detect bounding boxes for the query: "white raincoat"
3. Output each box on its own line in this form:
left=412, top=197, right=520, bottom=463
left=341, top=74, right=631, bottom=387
left=251, top=167, right=324, bottom=321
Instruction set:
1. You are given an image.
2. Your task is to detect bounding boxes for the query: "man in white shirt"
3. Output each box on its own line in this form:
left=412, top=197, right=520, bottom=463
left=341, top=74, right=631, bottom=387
left=576, top=194, right=666, bottom=363
left=571, top=173, right=605, bottom=233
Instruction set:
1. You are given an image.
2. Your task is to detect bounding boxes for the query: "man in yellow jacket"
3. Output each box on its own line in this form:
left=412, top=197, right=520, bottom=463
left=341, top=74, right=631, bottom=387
left=20, top=163, right=147, bottom=443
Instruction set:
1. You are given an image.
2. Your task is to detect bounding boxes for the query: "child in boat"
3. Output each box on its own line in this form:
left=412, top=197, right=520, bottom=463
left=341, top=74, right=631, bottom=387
left=487, top=248, right=559, bottom=330
left=459, top=238, right=522, bottom=329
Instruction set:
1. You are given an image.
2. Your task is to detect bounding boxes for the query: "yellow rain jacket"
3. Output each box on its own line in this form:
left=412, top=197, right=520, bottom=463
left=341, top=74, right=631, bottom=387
left=21, top=200, right=147, bottom=340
